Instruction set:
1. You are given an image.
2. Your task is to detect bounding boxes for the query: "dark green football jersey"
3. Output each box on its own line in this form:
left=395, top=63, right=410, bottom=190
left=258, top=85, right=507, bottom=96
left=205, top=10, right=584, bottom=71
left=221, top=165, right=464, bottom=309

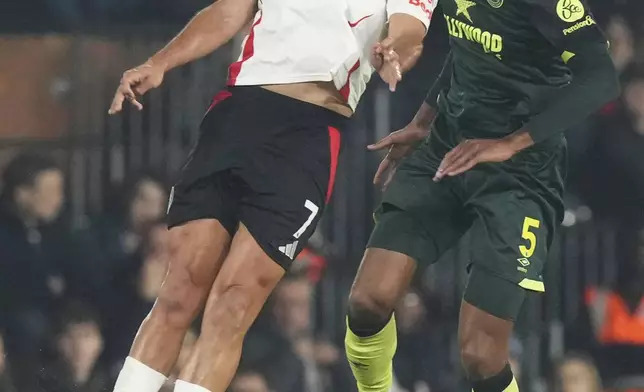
left=436, top=0, right=606, bottom=139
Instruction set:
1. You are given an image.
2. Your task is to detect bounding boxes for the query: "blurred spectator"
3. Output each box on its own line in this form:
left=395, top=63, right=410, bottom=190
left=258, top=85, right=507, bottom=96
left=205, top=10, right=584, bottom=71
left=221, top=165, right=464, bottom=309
left=244, top=273, right=354, bottom=392
left=231, top=370, right=273, bottom=392
left=0, top=152, right=67, bottom=392
left=569, top=224, right=644, bottom=384
left=573, top=69, right=644, bottom=217
left=623, top=72, right=644, bottom=135
left=41, top=302, right=108, bottom=392
left=568, top=15, right=644, bottom=217
left=101, top=221, right=171, bottom=370
left=0, top=333, right=16, bottom=392
left=607, top=16, right=636, bottom=73
left=65, top=171, right=167, bottom=303
left=551, top=354, right=602, bottom=392
left=393, top=288, right=455, bottom=392
left=99, top=170, right=168, bottom=258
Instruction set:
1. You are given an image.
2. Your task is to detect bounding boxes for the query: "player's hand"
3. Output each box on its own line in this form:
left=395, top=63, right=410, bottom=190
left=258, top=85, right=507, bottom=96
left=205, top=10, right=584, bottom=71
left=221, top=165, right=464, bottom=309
left=372, top=38, right=402, bottom=92
left=434, top=138, right=517, bottom=181
left=368, top=125, right=429, bottom=188
left=108, top=62, right=166, bottom=114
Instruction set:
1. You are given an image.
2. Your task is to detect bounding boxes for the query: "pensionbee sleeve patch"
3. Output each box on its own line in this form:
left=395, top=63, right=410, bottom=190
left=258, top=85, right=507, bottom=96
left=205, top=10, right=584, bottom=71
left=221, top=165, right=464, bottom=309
left=556, top=0, right=586, bottom=23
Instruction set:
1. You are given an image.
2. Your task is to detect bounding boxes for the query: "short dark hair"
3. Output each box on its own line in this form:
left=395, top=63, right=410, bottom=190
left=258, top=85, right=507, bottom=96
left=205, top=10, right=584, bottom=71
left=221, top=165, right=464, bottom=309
left=105, top=169, right=168, bottom=222
left=55, top=300, right=100, bottom=336
left=1, top=152, right=59, bottom=203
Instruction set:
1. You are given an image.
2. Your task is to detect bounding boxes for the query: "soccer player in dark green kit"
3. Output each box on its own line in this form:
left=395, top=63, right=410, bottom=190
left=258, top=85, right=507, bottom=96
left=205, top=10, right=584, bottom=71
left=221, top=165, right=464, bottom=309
left=344, top=0, right=619, bottom=391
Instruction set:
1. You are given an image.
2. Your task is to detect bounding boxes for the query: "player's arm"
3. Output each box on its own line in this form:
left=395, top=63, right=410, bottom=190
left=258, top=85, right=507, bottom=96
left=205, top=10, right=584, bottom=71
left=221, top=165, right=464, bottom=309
left=147, top=0, right=256, bottom=72
left=369, top=50, right=452, bottom=154
left=374, top=0, right=437, bottom=91
left=383, top=14, right=428, bottom=73
left=368, top=50, right=451, bottom=186
left=418, top=51, right=454, bottom=127
left=504, top=0, right=620, bottom=149
left=384, top=50, right=452, bottom=136
left=109, top=0, right=256, bottom=114
left=434, top=0, right=620, bottom=181
left=384, top=0, right=437, bottom=70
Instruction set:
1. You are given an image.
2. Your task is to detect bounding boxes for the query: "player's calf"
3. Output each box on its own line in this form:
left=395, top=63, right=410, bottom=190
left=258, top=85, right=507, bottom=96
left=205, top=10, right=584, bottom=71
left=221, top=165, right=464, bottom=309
left=176, top=224, right=285, bottom=392
left=459, top=266, right=524, bottom=392
left=114, top=220, right=231, bottom=392
left=345, top=248, right=416, bottom=392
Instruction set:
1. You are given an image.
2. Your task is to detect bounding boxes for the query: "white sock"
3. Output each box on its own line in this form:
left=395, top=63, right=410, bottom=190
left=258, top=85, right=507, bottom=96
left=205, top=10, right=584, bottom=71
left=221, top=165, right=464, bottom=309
left=113, top=357, right=167, bottom=392
left=174, top=380, right=212, bottom=392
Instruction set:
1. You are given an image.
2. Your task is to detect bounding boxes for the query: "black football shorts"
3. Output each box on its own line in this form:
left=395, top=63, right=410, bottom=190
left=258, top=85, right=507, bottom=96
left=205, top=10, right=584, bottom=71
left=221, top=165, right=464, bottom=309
left=368, top=114, right=566, bottom=320
left=167, top=86, right=347, bottom=269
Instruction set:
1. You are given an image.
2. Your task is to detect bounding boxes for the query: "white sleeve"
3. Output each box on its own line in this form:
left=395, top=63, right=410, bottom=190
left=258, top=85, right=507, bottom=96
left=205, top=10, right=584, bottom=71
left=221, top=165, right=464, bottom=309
left=386, top=0, right=437, bottom=30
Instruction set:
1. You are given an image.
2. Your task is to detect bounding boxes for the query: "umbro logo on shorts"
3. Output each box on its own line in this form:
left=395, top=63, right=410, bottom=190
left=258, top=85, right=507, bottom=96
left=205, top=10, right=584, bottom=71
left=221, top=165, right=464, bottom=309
left=279, top=240, right=299, bottom=259
left=517, top=257, right=531, bottom=267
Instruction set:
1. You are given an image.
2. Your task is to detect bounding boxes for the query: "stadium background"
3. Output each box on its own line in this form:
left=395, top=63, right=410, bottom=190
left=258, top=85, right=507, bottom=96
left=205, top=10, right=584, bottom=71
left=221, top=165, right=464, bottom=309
left=1, top=0, right=643, bottom=391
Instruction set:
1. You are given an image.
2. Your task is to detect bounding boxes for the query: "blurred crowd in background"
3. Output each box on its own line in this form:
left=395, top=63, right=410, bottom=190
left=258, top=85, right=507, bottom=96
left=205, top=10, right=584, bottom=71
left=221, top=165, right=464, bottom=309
left=1, top=1, right=644, bottom=392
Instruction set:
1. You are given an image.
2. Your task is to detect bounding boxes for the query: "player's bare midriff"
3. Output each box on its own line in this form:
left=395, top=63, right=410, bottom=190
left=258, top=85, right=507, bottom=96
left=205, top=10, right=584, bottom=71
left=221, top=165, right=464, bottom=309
left=261, top=81, right=353, bottom=118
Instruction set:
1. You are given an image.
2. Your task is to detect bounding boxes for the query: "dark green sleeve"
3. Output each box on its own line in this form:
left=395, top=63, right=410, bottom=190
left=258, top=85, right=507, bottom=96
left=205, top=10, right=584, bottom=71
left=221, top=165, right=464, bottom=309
left=523, top=0, right=620, bottom=143
left=424, top=51, right=453, bottom=108
left=524, top=46, right=619, bottom=143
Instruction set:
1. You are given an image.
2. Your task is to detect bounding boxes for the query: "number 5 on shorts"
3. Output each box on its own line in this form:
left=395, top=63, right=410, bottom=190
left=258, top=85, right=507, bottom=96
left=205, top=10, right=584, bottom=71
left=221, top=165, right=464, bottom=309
left=519, top=217, right=540, bottom=258
left=293, top=200, right=319, bottom=239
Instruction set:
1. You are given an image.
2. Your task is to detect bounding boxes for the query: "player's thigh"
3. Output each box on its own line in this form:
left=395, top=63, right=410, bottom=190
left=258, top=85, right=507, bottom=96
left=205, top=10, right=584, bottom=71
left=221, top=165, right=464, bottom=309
left=369, top=147, right=470, bottom=267
left=155, top=219, right=232, bottom=323
left=464, top=190, right=558, bottom=321
left=161, top=171, right=240, bottom=319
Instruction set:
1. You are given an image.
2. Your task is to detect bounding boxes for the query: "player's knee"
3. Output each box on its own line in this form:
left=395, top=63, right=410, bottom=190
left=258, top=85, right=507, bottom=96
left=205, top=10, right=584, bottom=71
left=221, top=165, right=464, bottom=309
left=151, top=287, right=199, bottom=330
left=203, top=284, right=254, bottom=336
left=347, top=287, right=395, bottom=333
left=459, top=330, right=506, bottom=380
left=150, top=242, right=211, bottom=329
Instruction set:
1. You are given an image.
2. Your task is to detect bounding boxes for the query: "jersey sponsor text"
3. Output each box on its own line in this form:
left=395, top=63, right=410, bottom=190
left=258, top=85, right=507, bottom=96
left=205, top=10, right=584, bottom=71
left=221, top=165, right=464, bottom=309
left=445, top=14, right=503, bottom=56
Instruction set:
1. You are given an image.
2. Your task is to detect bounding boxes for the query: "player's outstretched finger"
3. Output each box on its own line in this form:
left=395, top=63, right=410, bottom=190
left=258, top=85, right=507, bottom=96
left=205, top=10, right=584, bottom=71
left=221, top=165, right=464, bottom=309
left=109, top=92, right=125, bottom=115
left=383, top=167, right=397, bottom=190
left=388, top=78, right=398, bottom=92
left=373, top=156, right=391, bottom=185
left=117, top=81, right=143, bottom=111
left=367, top=134, right=394, bottom=151
left=434, top=145, right=464, bottom=180
left=384, top=63, right=401, bottom=92
left=126, top=95, right=144, bottom=111
left=443, top=150, right=475, bottom=177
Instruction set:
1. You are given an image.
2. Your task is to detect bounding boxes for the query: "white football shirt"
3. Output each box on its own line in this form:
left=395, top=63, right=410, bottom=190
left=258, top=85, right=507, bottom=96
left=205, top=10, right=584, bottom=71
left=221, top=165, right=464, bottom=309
left=227, top=0, right=437, bottom=111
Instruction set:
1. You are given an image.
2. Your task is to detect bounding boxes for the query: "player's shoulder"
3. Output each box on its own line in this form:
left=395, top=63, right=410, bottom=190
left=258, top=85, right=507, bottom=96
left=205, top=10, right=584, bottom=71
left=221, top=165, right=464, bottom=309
left=523, top=0, right=593, bottom=23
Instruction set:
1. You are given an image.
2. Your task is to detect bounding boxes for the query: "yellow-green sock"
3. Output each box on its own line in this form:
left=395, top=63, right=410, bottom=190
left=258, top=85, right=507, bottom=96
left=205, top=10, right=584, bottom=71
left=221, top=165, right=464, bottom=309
left=505, top=377, right=519, bottom=392
left=345, top=316, right=397, bottom=392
